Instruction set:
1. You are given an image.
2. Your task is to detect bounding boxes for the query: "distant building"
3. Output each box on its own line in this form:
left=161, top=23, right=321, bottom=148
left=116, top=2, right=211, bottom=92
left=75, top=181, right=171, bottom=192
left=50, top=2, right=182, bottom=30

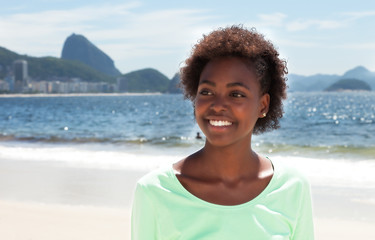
left=117, top=77, right=128, bottom=92
left=31, top=81, right=49, bottom=93
left=0, top=80, right=10, bottom=92
left=5, top=75, right=14, bottom=92
left=13, top=60, right=28, bottom=93
left=15, top=76, right=117, bottom=94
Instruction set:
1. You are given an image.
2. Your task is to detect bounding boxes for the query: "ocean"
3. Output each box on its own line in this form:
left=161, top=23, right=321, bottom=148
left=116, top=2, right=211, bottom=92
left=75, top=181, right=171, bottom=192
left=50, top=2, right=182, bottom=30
left=1, top=92, right=375, bottom=189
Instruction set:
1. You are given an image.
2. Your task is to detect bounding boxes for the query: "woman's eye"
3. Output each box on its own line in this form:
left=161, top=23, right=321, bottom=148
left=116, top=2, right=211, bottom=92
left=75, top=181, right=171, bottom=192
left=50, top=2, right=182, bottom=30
left=200, top=90, right=212, bottom=95
left=230, top=92, right=245, bottom=98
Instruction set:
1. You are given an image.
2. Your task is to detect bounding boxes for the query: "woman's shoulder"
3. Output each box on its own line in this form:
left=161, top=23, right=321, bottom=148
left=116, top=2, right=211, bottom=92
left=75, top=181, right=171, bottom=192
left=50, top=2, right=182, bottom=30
left=136, top=164, right=175, bottom=189
left=271, top=157, right=311, bottom=188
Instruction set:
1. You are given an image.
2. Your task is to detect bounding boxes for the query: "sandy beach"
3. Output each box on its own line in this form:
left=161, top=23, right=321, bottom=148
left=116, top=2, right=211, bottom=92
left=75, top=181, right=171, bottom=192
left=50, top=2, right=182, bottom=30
left=1, top=201, right=374, bottom=240
left=0, top=200, right=131, bottom=240
left=1, top=158, right=374, bottom=239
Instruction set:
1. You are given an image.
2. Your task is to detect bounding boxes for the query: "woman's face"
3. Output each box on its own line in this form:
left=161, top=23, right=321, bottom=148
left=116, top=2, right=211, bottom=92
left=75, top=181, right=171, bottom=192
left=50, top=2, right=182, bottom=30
left=194, top=57, right=269, bottom=148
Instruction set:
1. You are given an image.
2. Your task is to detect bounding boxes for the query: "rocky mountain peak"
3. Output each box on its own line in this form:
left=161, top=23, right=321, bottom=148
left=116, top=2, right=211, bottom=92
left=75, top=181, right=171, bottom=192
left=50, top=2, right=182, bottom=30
left=61, top=33, right=121, bottom=76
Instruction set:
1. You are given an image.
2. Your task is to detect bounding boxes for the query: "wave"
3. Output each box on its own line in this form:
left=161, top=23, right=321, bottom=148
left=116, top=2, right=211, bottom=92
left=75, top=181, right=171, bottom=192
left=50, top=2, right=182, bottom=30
left=253, top=142, right=375, bottom=160
left=0, top=142, right=374, bottom=189
left=0, top=134, right=202, bottom=146
left=1, top=134, right=374, bottom=159
left=0, top=141, right=184, bottom=171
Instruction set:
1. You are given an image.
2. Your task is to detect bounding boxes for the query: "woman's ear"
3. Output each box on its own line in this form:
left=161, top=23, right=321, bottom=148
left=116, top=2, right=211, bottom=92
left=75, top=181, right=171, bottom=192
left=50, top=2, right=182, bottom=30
left=259, top=93, right=270, bottom=118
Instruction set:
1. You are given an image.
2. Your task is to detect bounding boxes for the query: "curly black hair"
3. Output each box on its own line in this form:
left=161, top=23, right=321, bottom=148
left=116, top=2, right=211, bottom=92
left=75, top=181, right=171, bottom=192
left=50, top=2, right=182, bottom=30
left=180, top=25, right=288, bottom=134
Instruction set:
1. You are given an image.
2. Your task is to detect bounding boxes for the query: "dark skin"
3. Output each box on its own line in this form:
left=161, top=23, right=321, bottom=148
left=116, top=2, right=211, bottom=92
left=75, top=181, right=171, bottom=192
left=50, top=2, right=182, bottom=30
left=173, top=57, right=273, bottom=206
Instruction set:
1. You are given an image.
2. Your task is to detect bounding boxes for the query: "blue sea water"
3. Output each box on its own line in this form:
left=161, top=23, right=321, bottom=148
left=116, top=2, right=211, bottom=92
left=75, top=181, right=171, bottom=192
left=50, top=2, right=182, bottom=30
left=0, top=92, right=374, bottom=158
left=0, top=94, right=197, bottom=145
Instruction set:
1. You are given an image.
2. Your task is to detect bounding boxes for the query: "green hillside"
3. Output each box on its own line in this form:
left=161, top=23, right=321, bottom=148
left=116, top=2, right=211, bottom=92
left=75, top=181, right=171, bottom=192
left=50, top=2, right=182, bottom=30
left=0, top=46, right=114, bottom=83
left=325, top=78, right=371, bottom=91
left=168, top=73, right=183, bottom=94
left=120, top=68, right=170, bottom=93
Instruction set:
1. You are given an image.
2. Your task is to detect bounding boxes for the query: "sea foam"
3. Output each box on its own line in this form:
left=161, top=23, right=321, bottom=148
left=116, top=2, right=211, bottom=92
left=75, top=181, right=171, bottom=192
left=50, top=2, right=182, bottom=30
left=1, top=142, right=374, bottom=189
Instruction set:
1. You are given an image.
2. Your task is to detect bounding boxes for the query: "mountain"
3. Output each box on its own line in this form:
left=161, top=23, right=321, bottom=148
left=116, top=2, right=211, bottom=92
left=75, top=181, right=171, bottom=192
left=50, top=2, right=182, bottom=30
left=287, top=73, right=340, bottom=92
left=288, top=66, right=375, bottom=92
left=325, top=78, right=371, bottom=91
left=0, top=46, right=114, bottom=82
left=343, top=66, right=373, bottom=78
left=167, top=73, right=183, bottom=94
left=342, top=66, right=375, bottom=90
left=119, top=68, right=170, bottom=93
left=61, top=34, right=121, bottom=77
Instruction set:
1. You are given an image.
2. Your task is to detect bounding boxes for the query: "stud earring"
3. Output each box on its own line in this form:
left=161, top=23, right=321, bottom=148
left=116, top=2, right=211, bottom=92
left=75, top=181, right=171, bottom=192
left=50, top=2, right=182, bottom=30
left=262, top=113, right=267, bottom=117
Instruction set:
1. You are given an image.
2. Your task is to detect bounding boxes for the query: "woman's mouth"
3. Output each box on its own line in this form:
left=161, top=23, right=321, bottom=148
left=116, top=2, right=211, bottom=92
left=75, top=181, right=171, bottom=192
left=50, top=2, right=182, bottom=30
left=209, top=120, right=233, bottom=127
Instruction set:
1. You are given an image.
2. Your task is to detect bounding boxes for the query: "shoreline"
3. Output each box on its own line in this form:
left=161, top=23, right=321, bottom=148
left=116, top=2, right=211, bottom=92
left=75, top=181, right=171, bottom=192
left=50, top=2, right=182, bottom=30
left=0, top=92, right=163, bottom=98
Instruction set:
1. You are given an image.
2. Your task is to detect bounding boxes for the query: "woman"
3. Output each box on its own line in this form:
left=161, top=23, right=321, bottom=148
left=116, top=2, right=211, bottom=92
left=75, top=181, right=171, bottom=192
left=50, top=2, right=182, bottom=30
left=131, top=25, right=314, bottom=239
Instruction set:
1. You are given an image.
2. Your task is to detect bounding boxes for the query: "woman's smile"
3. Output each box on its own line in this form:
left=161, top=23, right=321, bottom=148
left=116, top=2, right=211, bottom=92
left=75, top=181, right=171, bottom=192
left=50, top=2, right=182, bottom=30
left=206, top=119, right=235, bottom=133
left=209, top=120, right=233, bottom=127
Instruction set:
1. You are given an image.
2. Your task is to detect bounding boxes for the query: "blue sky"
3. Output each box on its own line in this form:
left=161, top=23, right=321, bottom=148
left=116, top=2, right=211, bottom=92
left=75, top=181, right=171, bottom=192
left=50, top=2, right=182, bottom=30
left=1, top=0, right=375, bottom=78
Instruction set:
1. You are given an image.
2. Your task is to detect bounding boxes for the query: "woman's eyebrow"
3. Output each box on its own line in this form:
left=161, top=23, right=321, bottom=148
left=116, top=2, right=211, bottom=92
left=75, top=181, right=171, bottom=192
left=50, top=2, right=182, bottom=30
left=199, top=80, right=249, bottom=89
left=198, top=80, right=215, bottom=86
left=199, top=80, right=250, bottom=90
left=226, top=82, right=250, bottom=90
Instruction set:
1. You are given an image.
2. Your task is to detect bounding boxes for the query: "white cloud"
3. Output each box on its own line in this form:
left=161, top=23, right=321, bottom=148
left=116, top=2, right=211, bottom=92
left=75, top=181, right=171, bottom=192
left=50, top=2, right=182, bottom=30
left=241, top=11, right=347, bottom=32
left=284, top=10, right=375, bottom=32
left=277, top=39, right=319, bottom=48
left=342, top=10, right=375, bottom=20
left=257, top=13, right=287, bottom=27
left=334, top=42, right=375, bottom=50
left=84, top=8, right=215, bottom=74
left=0, top=2, right=215, bottom=76
left=0, top=3, right=211, bottom=51
left=286, top=19, right=344, bottom=31
left=0, top=3, right=141, bottom=54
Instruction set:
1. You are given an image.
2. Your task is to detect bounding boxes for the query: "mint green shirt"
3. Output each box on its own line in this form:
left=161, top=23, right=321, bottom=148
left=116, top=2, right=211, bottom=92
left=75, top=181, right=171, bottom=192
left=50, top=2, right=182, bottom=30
left=131, top=159, right=314, bottom=239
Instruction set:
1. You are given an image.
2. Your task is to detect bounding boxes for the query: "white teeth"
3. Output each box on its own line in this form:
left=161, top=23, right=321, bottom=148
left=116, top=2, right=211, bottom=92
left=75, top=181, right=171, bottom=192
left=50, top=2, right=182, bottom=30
left=209, top=120, right=233, bottom=127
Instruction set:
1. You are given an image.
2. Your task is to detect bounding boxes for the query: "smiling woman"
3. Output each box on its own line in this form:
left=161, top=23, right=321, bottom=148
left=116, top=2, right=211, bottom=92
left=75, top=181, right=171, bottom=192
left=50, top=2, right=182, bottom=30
left=131, top=25, right=314, bottom=240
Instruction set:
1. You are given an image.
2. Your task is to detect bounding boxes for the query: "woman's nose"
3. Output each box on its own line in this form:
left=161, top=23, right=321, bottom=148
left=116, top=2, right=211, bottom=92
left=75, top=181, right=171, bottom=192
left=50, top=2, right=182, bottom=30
left=210, top=95, right=227, bottom=112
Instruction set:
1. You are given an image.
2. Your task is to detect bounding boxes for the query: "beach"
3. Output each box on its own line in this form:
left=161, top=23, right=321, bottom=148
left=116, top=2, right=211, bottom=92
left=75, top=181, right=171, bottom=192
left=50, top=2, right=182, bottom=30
left=2, top=199, right=375, bottom=240
left=1, top=154, right=375, bottom=240
left=0, top=157, right=144, bottom=240
left=0, top=200, right=131, bottom=240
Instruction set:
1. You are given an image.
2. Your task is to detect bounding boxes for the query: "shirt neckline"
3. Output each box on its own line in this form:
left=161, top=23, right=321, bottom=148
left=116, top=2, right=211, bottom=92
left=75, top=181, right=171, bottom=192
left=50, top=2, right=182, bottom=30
left=167, top=158, right=278, bottom=210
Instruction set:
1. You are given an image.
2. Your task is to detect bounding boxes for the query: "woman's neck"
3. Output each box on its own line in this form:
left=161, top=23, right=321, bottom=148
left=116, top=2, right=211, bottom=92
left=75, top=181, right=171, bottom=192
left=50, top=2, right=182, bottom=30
left=196, top=140, right=261, bottom=182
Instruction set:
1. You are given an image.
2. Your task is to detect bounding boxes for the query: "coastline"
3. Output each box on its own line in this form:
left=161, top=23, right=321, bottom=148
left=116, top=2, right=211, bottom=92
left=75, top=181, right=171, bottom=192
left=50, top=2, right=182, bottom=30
left=0, top=92, right=163, bottom=98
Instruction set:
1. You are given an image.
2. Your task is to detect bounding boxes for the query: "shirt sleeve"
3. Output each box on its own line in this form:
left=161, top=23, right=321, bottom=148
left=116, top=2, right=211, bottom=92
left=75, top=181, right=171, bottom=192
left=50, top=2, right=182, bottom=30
left=292, top=179, right=315, bottom=240
left=131, top=183, right=158, bottom=240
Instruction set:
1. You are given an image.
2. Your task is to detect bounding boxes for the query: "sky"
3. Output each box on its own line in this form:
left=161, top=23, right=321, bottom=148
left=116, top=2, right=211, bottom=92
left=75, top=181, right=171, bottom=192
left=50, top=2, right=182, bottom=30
left=1, top=0, right=375, bottom=78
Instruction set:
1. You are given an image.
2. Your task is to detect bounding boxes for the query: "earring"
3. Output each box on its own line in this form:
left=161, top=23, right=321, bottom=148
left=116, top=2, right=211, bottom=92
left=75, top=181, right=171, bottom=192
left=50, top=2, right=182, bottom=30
left=262, top=113, right=267, bottom=117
